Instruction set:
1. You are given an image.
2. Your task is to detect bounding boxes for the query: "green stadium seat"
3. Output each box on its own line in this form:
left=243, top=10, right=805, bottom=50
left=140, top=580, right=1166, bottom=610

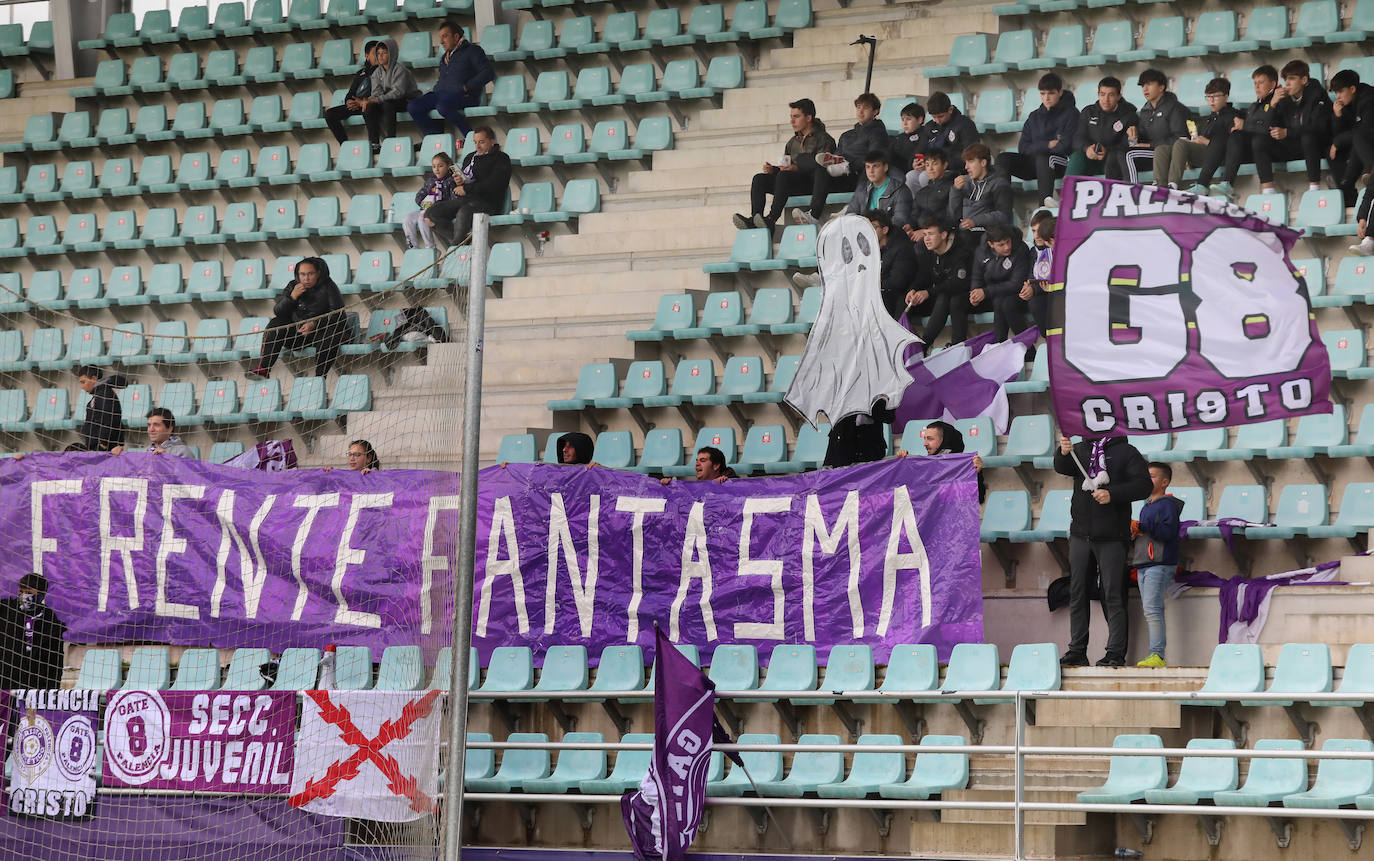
left=770, top=285, right=822, bottom=335
left=1170, top=10, right=1237, bottom=57
left=64, top=321, right=106, bottom=365
left=79, top=13, right=133, bottom=49
left=106, top=322, right=144, bottom=362
left=274, top=647, right=320, bottom=690
left=1298, top=189, right=1354, bottom=235
left=184, top=318, right=231, bottom=363
left=56, top=111, right=92, bottom=148
left=972, top=87, right=1015, bottom=132
left=398, top=31, right=436, bottom=69
left=233, top=378, right=282, bottom=421
left=170, top=649, right=222, bottom=691
left=363, top=0, right=404, bottom=22
left=225, top=260, right=270, bottom=303
left=641, top=358, right=714, bottom=408
left=1024, top=25, right=1083, bottom=70
left=326, top=374, right=372, bottom=415
left=731, top=423, right=785, bottom=473
left=693, top=355, right=763, bottom=406
left=208, top=442, right=244, bottom=463
left=1187, top=484, right=1267, bottom=539
left=721, top=290, right=793, bottom=338
left=591, top=431, right=634, bottom=469
left=1222, top=6, right=1288, bottom=52
left=706, top=644, right=758, bottom=690
left=286, top=0, right=325, bottom=29
left=1119, top=16, right=1185, bottom=62
left=496, top=433, right=537, bottom=463
left=324, top=0, right=365, bottom=25
left=815, top=733, right=906, bottom=798
left=925, top=33, right=988, bottom=78
left=333, top=645, right=373, bottom=690
left=211, top=98, right=250, bottom=136
left=982, top=491, right=1031, bottom=541
left=1308, top=484, right=1374, bottom=539
left=126, top=105, right=167, bottom=144
left=754, top=733, right=842, bottom=796
left=1143, top=738, right=1239, bottom=804
left=586, top=645, right=644, bottom=698
left=738, top=355, right=798, bottom=406
left=798, top=643, right=875, bottom=706
left=552, top=67, right=610, bottom=111
left=1244, top=190, right=1288, bottom=224
left=476, top=646, right=533, bottom=694
left=1072, top=19, right=1133, bottom=67
left=878, top=735, right=969, bottom=799
left=756, top=644, right=818, bottom=702
left=981, top=642, right=1061, bottom=705
left=169, top=103, right=209, bottom=140
left=523, top=732, right=608, bottom=793
left=466, top=732, right=550, bottom=791
left=1206, top=419, right=1286, bottom=462
left=1213, top=739, right=1307, bottom=806
left=548, top=362, right=616, bottom=410
left=73, top=59, right=120, bottom=98
left=1076, top=735, right=1167, bottom=803
left=922, top=642, right=999, bottom=704
left=704, top=230, right=770, bottom=274
left=1274, top=0, right=1340, bottom=47
left=84, top=156, right=133, bottom=199
left=765, top=422, right=828, bottom=474
left=128, top=55, right=166, bottom=93
left=594, top=361, right=665, bottom=410
left=1284, top=739, right=1374, bottom=806
left=756, top=225, right=814, bottom=275
left=249, top=0, right=288, bottom=33
left=1314, top=257, right=1374, bottom=308
left=478, top=23, right=513, bottom=59
left=133, top=9, right=173, bottom=43
left=220, top=648, right=268, bottom=691
left=0, top=388, right=26, bottom=428
left=287, top=91, right=326, bottom=130
left=201, top=49, right=240, bottom=87
left=1193, top=644, right=1265, bottom=706
left=0, top=273, right=22, bottom=312
left=969, top=30, right=1033, bottom=75
left=76, top=649, right=123, bottom=690
left=372, top=646, right=423, bottom=691
left=627, top=293, right=694, bottom=341
left=632, top=116, right=673, bottom=154
left=0, top=166, right=16, bottom=202
left=16, top=113, right=56, bottom=152
left=319, top=194, right=380, bottom=236
left=22, top=162, right=56, bottom=200
left=212, top=1, right=250, bottom=37
left=708, top=732, right=780, bottom=796
left=1245, top=485, right=1328, bottom=540
left=1156, top=426, right=1226, bottom=462
left=29, top=386, right=69, bottom=430
left=1267, top=406, right=1347, bottom=460
left=25, top=215, right=62, bottom=255
left=346, top=250, right=392, bottom=295
left=199, top=380, right=240, bottom=424
left=1324, top=329, right=1366, bottom=378
left=1245, top=642, right=1333, bottom=709
left=461, top=732, right=495, bottom=785
left=123, top=647, right=172, bottom=691
left=862, top=643, right=939, bottom=701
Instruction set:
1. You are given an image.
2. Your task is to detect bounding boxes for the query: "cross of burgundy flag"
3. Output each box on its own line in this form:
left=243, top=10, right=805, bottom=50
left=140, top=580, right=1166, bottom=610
left=288, top=689, right=442, bottom=822
left=622, top=627, right=738, bottom=861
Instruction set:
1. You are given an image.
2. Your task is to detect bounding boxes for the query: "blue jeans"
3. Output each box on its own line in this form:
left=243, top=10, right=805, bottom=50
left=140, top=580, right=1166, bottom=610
left=407, top=90, right=479, bottom=137
left=1137, top=564, right=1173, bottom=658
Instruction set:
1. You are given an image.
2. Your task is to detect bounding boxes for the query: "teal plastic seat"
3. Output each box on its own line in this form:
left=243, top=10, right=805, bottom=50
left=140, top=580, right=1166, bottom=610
left=1157, top=426, right=1228, bottom=462
left=59, top=213, right=98, bottom=254
left=1187, top=485, right=1267, bottom=539
left=531, top=645, right=588, bottom=697
left=1245, top=485, right=1328, bottom=539
left=325, top=374, right=372, bottom=416
left=765, top=421, right=828, bottom=474
left=799, top=644, right=874, bottom=706
left=1283, top=738, right=1374, bottom=807
left=1207, top=419, right=1287, bottom=462
left=1299, top=189, right=1355, bottom=235
left=742, top=354, right=800, bottom=405
left=976, top=642, right=1060, bottom=704
left=1072, top=20, right=1134, bottom=66
left=734, top=423, right=787, bottom=472
left=58, top=325, right=104, bottom=366
left=1314, top=257, right=1374, bottom=308
left=709, top=732, right=781, bottom=796
left=123, top=647, right=172, bottom=690
left=523, top=731, right=607, bottom=793
left=1309, top=484, right=1374, bottom=539
left=1143, top=738, right=1239, bottom=803
left=477, top=646, right=534, bottom=694
left=592, top=361, right=665, bottom=411
left=76, top=649, right=123, bottom=689
left=982, top=414, right=1053, bottom=467
left=950, top=417, right=996, bottom=458
left=969, top=29, right=1033, bottom=75
left=591, top=431, right=634, bottom=469
left=817, top=733, right=906, bottom=798
left=466, top=732, right=550, bottom=791
left=1271, top=0, right=1340, bottom=49
left=547, top=361, right=616, bottom=410
left=972, top=88, right=1015, bottom=132
left=25, top=330, right=63, bottom=370
left=30, top=388, right=72, bottom=429
left=870, top=644, right=939, bottom=700
left=693, top=354, right=762, bottom=405
left=461, top=732, right=495, bottom=785
left=1023, top=24, right=1082, bottom=70
left=588, top=645, right=644, bottom=697
left=878, top=735, right=969, bottom=799
left=1324, top=328, right=1367, bottom=377
left=1077, top=735, right=1168, bottom=803
left=1170, top=10, right=1237, bottom=57
left=497, top=433, right=536, bottom=464
left=199, top=380, right=239, bottom=424
left=925, top=642, right=1000, bottom=703
left=642, top=358, right=714, bottom=407
left=272, top=647, right=320, bottom=691
left=754, top=733, right=843, bottom=797
left=1213, top=738, right=1308, bottom=806
left=0, top=389, right=27, bottom=429
left=707, top=644, right=759, bottom=690
left=703, top=229, right=771, bottom=276
left=771, top=285, right=821, bottom=335
left=581, top=733, right=652, bottom=793
left=332, top=645, right=373, bottom=690
left=628, top=294, right=694, bottom=341
left=1193, top=644, right=1265, bottom=706
left=1119, top=15, right=1185, bottom=61
left=925, top=33, right=988, bottom=77
left=170, top=649, right=222, bottom=691
left=757, top=644, right=819, bottom=702
left=1245, top=642, right=1333, bottom=708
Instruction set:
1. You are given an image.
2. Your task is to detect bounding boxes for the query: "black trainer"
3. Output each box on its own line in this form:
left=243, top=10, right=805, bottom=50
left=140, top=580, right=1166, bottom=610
left=1096, top=654, right=1125, bottom=667
left=1060, top=652, right=1088, bottom=667
left=732, top=213, right=752, bottom=230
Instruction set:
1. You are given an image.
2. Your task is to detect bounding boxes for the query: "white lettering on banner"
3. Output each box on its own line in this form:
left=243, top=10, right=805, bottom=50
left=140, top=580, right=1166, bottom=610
left=332, top=493, right=392, bottom=628
left=671, top=501, right=717, bottom=641
left=211, top=491, right=275, bottom=619
left=477, top=496, right=527, bottom=636
left=802, top=492, right=860, bottom=640
left=1069, top=180, right=1255, bottom=223
left=31, top=479, right=82, bottom=579
left=291, top=494, right=339, bottom=621
left=1235, top=383, right=1270, bottom=418
left=881, top=486, right=932, bottom=636
left=544, top=493, right=601, bottom=637
left=1281, top=378, right=1313, bottom=409
left=421, top=495, right=461, bottom=636
left=614, top=497, right=666, bottom=641
left=733, top=497, right=791, bottom=640
left=155, top=484, right=205, bottom=619
left=98, top=477, right=148, bottom=612
left=9, top=789, right=90, bottom=817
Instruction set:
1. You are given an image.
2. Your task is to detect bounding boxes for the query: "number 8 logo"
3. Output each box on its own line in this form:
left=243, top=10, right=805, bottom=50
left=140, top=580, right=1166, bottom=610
left=1064, top=227, right=1309, bottom=382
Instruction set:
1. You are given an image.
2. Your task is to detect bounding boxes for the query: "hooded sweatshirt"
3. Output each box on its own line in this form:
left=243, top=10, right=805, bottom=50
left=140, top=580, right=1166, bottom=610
left=344, top=41, right=378, bottom=101
left=1017, top=90, right=1079, bottom=156
left=82, top=373, right=130, bottom=452
left=370, top=37, right=421, bottom=102
left=273, top=257, right=345, bottom=324
left=1135, top=90, right=1190, bottom=145
left=924, top=420, right=986, bottom=502
left=1273, top=78, right=1333, bottom=137
left=556, top=432, right=594, bottom=464
left=1332, top=82, right=1374, bottom=150
left=1136, top=494, right=1185, bottom=567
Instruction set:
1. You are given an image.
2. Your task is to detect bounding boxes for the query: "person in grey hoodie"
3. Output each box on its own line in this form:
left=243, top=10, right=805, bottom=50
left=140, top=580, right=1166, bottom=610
left=1128, top=68, right=1191, bottom=184
left=947, top=143, right=1012, bottom=232
left=844, top=149, right=912, bottom=226
left=361, top=37, right=420, bottom=152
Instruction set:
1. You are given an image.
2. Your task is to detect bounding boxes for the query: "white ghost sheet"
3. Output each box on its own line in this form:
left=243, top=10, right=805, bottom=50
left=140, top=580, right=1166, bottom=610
left=784, top=215, right=920, bottom=426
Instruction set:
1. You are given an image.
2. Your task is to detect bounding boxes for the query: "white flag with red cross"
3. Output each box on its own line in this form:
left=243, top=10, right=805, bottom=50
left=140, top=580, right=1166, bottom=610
left=288, top=690, right=443, bottom=822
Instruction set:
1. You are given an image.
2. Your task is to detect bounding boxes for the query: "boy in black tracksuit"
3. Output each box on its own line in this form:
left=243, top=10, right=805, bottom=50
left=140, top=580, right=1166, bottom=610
left=969, top=223, right=1035, bottom=342
left=996, top=73, right=1078, bottom=202
left=1129, top=68, right=1191, bottom=184
left=912, top=216, right=975, bottom=348
left=1254, top=60, right=1331, bottom=192
left=923, top=91, right=981, bottom=175
left=1329, top=69, right=1374, bottom=206
left=1216, top=64, right=1281, bottom=194
left=1165, top=77, right=1239, bottom=190
left=889, top=102, right=932, bottom=184
left=1066, top=76, right=1139, bottom=181
left=906, top=148, right=954, bottom=233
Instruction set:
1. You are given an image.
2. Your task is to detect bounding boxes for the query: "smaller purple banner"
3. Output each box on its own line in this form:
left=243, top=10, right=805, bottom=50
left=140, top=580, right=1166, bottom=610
left=1047, top=177, right=1332, bottom=438
left=8, top=690, right=98, bottom=819
left=102, top=690, right=295, bottom=793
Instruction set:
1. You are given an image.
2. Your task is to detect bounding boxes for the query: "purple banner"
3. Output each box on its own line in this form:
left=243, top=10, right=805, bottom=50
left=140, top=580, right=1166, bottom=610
left=473, top=458, right=983, bottom=664
left=1, top=454, right=461, bottom=655
left=1048, top=177, right=1332, bottom=438
left=8, top=689, right=97, bottom=818
left=102, top=690, right=295, bottom=793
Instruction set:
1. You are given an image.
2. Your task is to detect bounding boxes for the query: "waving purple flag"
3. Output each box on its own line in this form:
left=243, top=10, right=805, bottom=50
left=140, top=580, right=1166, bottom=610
left=622, top=627, right=719, bottom=861
left=894, top=327, right=1039, bottom=434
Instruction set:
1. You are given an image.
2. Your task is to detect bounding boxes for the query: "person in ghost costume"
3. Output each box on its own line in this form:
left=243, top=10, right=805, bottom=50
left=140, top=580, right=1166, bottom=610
left=784, top=215, right=920, bottom=468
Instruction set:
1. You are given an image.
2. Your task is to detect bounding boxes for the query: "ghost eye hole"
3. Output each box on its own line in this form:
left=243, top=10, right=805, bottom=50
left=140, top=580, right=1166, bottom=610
left=856, top=233, right=871, bottom=256
left=841, top=238, right=853, bottom=264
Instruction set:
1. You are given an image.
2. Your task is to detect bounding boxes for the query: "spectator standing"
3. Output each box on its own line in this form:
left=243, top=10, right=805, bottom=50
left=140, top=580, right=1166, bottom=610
left=1132, top=462, right=1183, bottom=668
left=325, top=39, right=381, bottom=144
left=733, top=98, right=836, bottom=232
left=823, top=400, right=895, bottom=468
left=1066, top=76, right=1138, bottom=181
left=360, top=37, right=421, bottom=154
left=996, top=72, right=1078, bottom=206
left=75, top=365, right=127, bottom=452
left=969, top=222, right=1034, bottom=342
left=917, top=420, right=986, bottom=503
left=948, top=143, right=1012, bottom=231
left=845, top=150, right=912, bottom=225
left=424, top=126, right=512, bottom=246
left=556, top=432, right=594, bottom=465
left=1167, top=78, right=1238, bottom=193
left=661, top=447, right=735, bottom=484
left=404, top=153, right=457, bottom=249
left=1329, top=69, right=1374, bottom=207
left=923, top=91, right=981, bottom=175
left=0, top=573, right=66, bottom=691
left=1054, top=434, right=1152, bottom=668
left=250, top=257, right=349, bottom=379
left=889, top=102, right=931, bottom=185
left=407, top=21, right=494, bottom=138
left=1211, top=65, right=1280, bottom=199
left=348, top=439, right=381, bottom=473
left=913, top=215, right=975, bottom=348
left=792, top=93, right=891, bottom=226
left=906, top=148, right=953, bottom=233
left=1128, top=68, right=1190, bottom=184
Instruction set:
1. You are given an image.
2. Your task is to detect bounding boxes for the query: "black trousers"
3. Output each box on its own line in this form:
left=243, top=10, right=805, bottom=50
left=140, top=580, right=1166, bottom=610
left=921, top=292, right=970, bottom=346
left=997, top=150, right=1067, bottom=201
left=362, top=98, right=408, bottom=145
left=748, top=166, right=856, bottom=223
left=1249, top=130, right=1327, bottom=183
left=1027, top=288, right=1050, bottom=334
left=425, top=197, right=484, bottom=246
left=1193, top=134, right=1232, bottom=187
left=324, top=104, right=362, bottom=144
left=260, top=314, right=351, bottom=376
left=1331, top=132, right=1374, bottom=206
left=1067, top=536, right=1130, bottom=659
left=990, top=293, right=1032, bottom=341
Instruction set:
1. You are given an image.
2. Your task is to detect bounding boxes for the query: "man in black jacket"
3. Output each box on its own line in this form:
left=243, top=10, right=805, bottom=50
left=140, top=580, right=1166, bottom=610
left=969, top=223, right=1034, bottom=342
left=325, top=39, right=381, bottom=144
left=1254, top=60, right=1331, bottom=195
left=1213, top=65, right=1280, bottom=198
left=866, top=210, right=919, bottom=320
left=425, top=126, right=513, bottom=246
left=251, top=257, right=349, bottom=379
left=905, top=148, right=954, bottom=235
left=792, top=92, right=890, bottom=225
left=0, top=573, right=66, bottom=690
left=1054, top=434, right=1153, bottom=667
left=76, top=365, right=127, bottom=452
left=1166, top=78, right=1238, bottom=192
left=911, top=215, right=975, bottom=348
left=1066, top=76, right=1138, bottom=181
left=923, top=91, right=980, bottom=176
left=996, top=73, right=1077, bottom=205
left=1129, top=68, right=1191, bottom=184
left=1329, top=69, right=1374, bottom=207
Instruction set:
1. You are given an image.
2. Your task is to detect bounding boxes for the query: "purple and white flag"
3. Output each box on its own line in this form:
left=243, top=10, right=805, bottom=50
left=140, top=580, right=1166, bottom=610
left=622, top=627, right=721, bottom=861
left=225, top=439, right=298, bottom=470
left=894, top=327, right=1039, bottom=434
left=1048, top=177, right=1332, bottom=438
left=8, top=689, right=98, bottom=818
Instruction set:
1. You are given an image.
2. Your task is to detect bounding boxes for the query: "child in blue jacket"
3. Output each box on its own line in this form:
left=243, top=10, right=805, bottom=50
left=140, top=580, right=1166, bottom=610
left=1133, top=462, right=1184, bottom=667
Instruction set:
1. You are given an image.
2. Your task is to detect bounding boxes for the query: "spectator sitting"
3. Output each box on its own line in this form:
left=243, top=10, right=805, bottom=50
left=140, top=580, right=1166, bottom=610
left=660, top=446, right=735, bottom=484
left=1251, top=60, right=1331, bottom=198
left=845, top=149, right=912, bottom=225
left=1066, top=76, right=1138, bottom=181
left=969, top=222, right=1035, bottom=343
left=913, top=215, right=975, bottom=349
left=791, top=92, right=891, bottom=226
left=923, top=91, right=981, bottom=175
left=406, top=20, right=494, bottom=138
left=733, top=98, right=836, bottom=232
left=865, top=209, right=919, bottom=320
left=325, top=38, right=381, bottom=145
left=996, top=72, right=1078, bottom=207
left=556, top=432, right=594, bottom=465
left=1128, top=68, right=1190, bottom=185
left=905, top=147, right=953, bottom=236
left=249, top=257, right=349, bottom=380
left=111, top=407, right=193, bottom=457
left=948, top=143, right=1012, bottom=232
left=359, top=37, right=421, bottom=155
left=1167, top=78, right=1238, bottom=194
left=1352, top=176, right=1374, bottom=255
left=1210, top=65, right=1280, bottom=199
left=1329, top=69, right=1374, bottom=208
left=75, top=365, right=128, bottom=452
left=424, top=126, right=512, bottom=246
left=404, top=152, right=457, bottom=249
left=890, top=102, right=931, bottom=186
left=1024, top=213, right=1055, bottom=333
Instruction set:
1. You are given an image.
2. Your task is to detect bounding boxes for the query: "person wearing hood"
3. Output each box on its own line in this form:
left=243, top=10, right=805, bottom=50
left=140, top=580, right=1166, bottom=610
left=359, top=37, right=420, bottom=153
left=823, top=400, right=895, bottom=469
left=251, top=257, right=348, bottom=379
left=1132, top=462, right=1184, bottom=668
left=1253, top=60, right=1331, bottom=196
left=1053, top=434, right=1153, bottom=668
left=1127, top=68, right=1191, bottom=184
left=76, top=365, right=129, bottom=452
left=424, top=126, right=512, bottom=246
left=923, top=91, right=981, bottom=176
left=1167, top=77, right=1239, bottom=192
left=1329, top=69, right=1374, bottom=207
left=791, top=92, right=893, bottom=226
left=556, top=432, right=594, bottom=465
left=996, top=73, right=1077, bottom=206
left=915, top=420, right=986, bottom=503
left=1067, top=76, right=1139, bottom=181
left=407, top=19, right=494, bottom=137
left=0, top=573, right=66, bottom=690
left=734, top=98, right=837, bottom=232
left=325, top=38, right=381, bottom=145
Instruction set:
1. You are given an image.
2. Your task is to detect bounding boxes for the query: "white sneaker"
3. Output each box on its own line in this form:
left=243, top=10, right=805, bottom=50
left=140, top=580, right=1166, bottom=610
left=791, top=271, right=822, bottom=288
left=791, top=207, right=819, bottom=226
left=1350, top=237, right=1374, bottom=256
left=1042, top=195, right=1059, bottom=208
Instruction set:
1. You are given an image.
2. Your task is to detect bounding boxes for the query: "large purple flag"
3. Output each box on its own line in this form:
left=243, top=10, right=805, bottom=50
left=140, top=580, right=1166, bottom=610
left=1048, top=177, right=1331, bottom=438
left=894, top=327, right=1039, bottom=434
left=622, top=627, right=719, bottom=861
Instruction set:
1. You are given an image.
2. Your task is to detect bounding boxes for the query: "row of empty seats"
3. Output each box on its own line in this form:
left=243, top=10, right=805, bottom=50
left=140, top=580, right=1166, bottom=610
left=470, top=57, right=744, bottom=118
left=0, top=21, right=51, bottom=60
left=499, top=423, right=832, bottom=475
left=76, top=643, right=429, bottom=691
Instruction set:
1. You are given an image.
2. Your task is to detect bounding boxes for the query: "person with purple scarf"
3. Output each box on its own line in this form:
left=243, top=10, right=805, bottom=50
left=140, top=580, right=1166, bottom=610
left=1053, top=434, right=1152, bottom=667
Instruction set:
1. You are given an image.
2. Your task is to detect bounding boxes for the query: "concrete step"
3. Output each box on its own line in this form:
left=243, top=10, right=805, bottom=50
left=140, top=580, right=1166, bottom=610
left=940, top=789, right=1089, bottom=826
